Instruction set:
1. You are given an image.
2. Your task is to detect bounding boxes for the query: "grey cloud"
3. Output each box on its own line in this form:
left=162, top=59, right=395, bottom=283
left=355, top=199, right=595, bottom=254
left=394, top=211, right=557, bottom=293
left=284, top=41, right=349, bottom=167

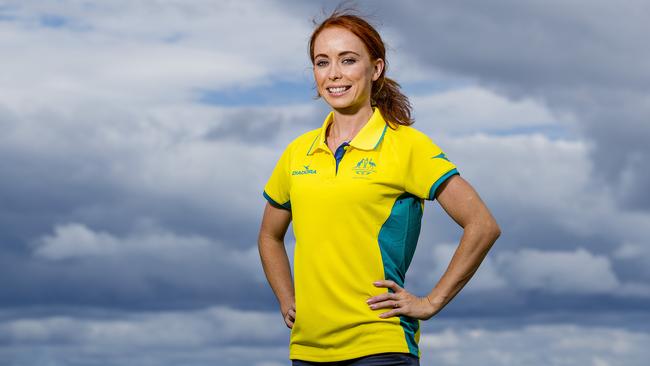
left=0, top=306, right=290, bottom=366
left=0, top=223, right=276, bottom=311
left=2, top=306, right=649, bottom=366
left=418, top=323, right=650, bottom=366
left=0, top=101, right=306, bottom=310
left=374, top=0, right=650, bottom=210
left=203, top=105, right=320, bottom=145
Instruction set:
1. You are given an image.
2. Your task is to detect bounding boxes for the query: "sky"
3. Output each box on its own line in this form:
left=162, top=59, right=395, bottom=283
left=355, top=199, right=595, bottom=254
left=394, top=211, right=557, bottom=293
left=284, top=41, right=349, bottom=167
left=1, top=0, right=649, bottom=365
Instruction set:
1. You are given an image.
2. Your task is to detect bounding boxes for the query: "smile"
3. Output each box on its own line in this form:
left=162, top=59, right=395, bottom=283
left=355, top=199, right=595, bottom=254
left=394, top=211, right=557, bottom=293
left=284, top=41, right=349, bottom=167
left=327, top=86, right=351, bottom=95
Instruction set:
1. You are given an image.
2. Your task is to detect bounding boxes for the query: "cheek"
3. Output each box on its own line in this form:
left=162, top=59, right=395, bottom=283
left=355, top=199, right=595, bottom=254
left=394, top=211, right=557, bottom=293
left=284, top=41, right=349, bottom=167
left=350, top=66, right=374, bottom=85
left=313, top=69, right=328, bottom=85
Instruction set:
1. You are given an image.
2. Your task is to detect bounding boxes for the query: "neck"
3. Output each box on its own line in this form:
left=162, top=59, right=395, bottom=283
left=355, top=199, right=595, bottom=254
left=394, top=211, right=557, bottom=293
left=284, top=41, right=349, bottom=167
left=329, top=103, right=374, bottom=142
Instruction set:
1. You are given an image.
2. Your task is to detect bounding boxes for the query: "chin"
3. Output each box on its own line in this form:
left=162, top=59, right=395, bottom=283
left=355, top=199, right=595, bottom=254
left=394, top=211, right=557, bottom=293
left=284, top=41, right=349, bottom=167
left=323, top=95, right=359, bottom=110
left=326, top=100, right=353, bottom=109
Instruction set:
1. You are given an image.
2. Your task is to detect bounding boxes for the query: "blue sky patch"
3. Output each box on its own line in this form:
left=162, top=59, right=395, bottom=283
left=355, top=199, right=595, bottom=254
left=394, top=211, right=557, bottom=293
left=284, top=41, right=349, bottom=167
left=40, top=14, right=67, bottom=28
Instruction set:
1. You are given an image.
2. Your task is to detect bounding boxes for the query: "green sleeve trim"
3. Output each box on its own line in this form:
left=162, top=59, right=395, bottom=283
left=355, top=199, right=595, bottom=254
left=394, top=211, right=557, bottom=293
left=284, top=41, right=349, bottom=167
left=263, top=191, right=291, bottom=211
left=427, top=169, right=459, bottom=200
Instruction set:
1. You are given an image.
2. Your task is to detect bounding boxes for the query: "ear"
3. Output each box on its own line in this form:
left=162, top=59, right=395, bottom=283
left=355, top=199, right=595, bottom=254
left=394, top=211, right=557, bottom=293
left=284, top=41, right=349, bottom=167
left=372, top=58, right=385, bottom=81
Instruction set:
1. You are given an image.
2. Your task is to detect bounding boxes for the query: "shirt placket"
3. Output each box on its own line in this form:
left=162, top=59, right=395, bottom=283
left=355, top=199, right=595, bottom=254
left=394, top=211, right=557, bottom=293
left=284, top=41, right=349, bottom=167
left=333, top=142, right=350, bottom=176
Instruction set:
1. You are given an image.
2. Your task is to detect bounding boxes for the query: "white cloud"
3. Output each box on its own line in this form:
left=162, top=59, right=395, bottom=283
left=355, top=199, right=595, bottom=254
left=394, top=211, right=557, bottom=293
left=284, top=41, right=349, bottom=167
left=435, top=132, right=650, bottom=243
left=0, top=100, right=318, bottom=224
left=36, top=223, right=123, bottom=259
left=0, top=0, right=311, bottom=106
left=0, top=306, right=290, bottom=366
left=34, top=222, right=223, bottom=261
left=497, top=247, right=619, bottom=294
left=3, top=306, right=286, bottom=346
left=3, top=308, right=648, bottom=366
left=32, top=222, right=269, bottom=291
left=422, top=243, right=650, bottom=297
left=426, top=243, right=508, bottom=292
left=420, top=324, right=650, bottom=366
left=376, top=0, right=650, bottom=210
left=411, top=86, right=574, bottom=134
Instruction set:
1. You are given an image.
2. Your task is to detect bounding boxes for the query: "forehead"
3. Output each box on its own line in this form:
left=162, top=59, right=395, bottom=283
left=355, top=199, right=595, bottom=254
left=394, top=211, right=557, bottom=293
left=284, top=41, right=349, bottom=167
left=313, top=26, right=368, bottom=57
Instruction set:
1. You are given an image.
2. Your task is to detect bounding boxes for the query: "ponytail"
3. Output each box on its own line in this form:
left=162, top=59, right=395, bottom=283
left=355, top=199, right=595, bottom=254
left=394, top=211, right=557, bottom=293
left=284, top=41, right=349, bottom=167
left=372, top=76, right=413, bottom=127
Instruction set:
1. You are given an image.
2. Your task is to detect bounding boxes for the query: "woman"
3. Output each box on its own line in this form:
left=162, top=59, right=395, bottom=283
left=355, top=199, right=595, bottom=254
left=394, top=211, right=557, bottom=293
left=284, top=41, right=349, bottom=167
left=258, top=8, right=501, bottom=366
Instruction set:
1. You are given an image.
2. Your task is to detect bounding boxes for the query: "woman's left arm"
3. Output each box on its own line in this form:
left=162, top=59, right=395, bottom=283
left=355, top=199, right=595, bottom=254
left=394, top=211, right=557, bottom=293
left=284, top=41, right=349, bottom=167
left=367, top=175, right=501, bottom=320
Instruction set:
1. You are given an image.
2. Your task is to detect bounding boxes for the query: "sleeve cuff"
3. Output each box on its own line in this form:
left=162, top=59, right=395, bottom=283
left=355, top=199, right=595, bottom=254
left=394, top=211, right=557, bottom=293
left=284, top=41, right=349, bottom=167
left=263, top=191, right=291, bottom=211
left=427, top=168, right=459, bottom=200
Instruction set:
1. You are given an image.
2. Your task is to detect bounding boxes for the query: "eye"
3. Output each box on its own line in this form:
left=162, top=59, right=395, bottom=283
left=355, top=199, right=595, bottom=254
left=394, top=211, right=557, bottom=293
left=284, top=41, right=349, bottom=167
left=342, top=58, right=356, bottom=65
left=315, top=59, right=329, bottom=67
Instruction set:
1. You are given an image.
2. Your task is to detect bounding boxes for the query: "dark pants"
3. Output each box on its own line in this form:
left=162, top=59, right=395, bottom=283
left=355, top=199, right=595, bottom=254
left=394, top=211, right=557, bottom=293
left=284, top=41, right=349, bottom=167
left=292, top=352, right=419, bottom=366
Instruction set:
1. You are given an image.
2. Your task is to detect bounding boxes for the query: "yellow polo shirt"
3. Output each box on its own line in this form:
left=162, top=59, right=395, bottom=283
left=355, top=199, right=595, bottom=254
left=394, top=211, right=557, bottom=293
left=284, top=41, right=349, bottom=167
left=263, top=107, right=458, bottom=362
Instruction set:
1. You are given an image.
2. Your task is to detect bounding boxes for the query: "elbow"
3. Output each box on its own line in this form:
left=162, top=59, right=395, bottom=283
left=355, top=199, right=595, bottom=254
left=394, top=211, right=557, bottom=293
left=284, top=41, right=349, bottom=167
left=487, top=218, right=501, bottom=243
left=465, top=216, right=501, bottom=246
left=471, top=215, right=500, bottom=245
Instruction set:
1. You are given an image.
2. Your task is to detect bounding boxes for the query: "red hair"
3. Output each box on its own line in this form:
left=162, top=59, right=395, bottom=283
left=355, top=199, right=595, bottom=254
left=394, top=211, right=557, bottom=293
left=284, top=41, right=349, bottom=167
left=309, top=6, right=413, bottom=126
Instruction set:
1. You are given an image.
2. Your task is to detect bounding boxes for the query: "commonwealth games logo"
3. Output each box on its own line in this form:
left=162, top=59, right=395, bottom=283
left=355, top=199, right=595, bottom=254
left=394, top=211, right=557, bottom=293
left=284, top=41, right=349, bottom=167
left=353, top=158, right=376, bottom=175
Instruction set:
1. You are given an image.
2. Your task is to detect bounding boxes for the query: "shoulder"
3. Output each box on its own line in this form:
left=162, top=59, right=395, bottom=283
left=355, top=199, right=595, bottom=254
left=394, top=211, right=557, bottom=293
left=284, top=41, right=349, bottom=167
left=387, top=123, right=440, bottom=148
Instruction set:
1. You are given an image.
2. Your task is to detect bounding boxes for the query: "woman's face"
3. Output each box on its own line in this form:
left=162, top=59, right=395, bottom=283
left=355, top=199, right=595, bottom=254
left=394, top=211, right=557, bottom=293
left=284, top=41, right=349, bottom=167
left=312, top=26, right=384, bottom=112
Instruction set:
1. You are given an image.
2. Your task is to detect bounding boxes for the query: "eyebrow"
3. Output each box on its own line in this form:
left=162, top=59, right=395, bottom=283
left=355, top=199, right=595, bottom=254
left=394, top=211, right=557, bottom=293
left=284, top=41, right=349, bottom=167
left=313, top=51, right=361, bottom=59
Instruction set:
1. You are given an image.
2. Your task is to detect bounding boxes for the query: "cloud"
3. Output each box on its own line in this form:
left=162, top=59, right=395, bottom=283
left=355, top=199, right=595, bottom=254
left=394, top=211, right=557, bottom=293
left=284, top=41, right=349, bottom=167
left=426, top=243, right=508, bottom=293
left=436, top=133, right=650, bottom=248
left=0, top=306, right=290, bottom=366
left=2, top=307, right=649, bottom=366
left=0, top=0, right=316, bottom=109
left=419, top=324, right=650, bottom=366
left=415, top=243, right=650, bottom=298
left=371, top=0, right=650, bottom=210
left=0, top=222, right=276, bottom=310
left=411, top=86, right=573, bottom=135
left=497, top=247, right=619, bottom=294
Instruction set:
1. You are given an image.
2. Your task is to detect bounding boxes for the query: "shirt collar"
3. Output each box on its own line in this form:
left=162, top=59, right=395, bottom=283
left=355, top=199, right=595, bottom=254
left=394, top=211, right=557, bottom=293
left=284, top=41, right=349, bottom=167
left=307, top=107, right=389, bottom=155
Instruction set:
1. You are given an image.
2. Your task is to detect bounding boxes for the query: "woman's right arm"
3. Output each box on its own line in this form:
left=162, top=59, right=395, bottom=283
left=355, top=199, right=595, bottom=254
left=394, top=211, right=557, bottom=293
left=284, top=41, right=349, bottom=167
left=258, top=202, right=295, bottom=328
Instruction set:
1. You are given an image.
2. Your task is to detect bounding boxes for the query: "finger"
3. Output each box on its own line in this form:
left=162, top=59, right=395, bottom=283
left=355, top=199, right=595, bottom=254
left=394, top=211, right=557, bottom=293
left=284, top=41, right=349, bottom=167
left=366, top=292, right=397, bottom=304
left=373, top=280, right=402, bottom=292
left=285, top=319, right=294, bottom=328
left=285, top=314, right=294, bottom=327
left=379, top=308, right=401, bottom=318
left=369, top=300, right=400, bottom=310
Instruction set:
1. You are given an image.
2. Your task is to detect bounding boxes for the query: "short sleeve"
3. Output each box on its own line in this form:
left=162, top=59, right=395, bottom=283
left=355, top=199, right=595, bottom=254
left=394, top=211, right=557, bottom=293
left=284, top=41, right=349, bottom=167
left=404, top=133, right=459, bottom=201
left=262, top=144, right=292, bottom=211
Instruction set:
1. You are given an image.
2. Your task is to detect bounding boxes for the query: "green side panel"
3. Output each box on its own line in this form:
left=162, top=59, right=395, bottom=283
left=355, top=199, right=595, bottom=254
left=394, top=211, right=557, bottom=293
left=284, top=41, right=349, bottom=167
left=377, top=192, right=423, bottom=357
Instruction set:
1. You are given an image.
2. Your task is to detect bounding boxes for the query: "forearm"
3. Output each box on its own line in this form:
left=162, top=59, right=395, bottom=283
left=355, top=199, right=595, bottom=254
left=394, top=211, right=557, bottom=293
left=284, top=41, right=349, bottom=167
left=426, top=220, right=500, bottom=312
left=258, top=235, right=295, bottom=313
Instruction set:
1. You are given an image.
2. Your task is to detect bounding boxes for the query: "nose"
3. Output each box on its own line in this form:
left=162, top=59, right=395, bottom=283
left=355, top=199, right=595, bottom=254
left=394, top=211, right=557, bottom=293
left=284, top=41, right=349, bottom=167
left=328, top=63, right=341, bottom=81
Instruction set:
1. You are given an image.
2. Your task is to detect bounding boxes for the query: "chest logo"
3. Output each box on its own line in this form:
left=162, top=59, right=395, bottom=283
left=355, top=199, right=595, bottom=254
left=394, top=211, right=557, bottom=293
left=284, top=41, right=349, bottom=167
left=353, top=158, right=377, bottom=175
left=292, top=164, right=317, bottom=176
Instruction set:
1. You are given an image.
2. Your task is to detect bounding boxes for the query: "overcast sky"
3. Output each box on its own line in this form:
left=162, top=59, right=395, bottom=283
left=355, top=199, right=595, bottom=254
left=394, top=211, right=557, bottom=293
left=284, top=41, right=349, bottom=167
left=1, top=1, right=649, bottom=365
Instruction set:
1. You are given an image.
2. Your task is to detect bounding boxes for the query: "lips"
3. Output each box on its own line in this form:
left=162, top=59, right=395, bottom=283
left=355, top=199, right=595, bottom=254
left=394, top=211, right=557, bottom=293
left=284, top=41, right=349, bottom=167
left=326, top=85, right=351, bottom=95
